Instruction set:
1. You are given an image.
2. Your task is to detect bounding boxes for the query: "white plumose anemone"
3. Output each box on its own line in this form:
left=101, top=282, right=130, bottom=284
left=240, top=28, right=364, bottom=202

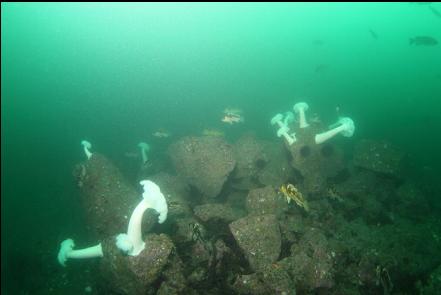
left=81, top=140, right=93, bottom=159
left=271, top=113, right=296, bottom=145
left=315, top=117, right=355, bottom=144
left=277, top=125, right=296, bottom=145
left=137, top=142, right=150, bottom=164
left=57, top=239, right=103, bottom=267
left=116, top=180, right=168, bottom=256
left=283, top=111, right=295, bottom=126
left=293, top=102, right=310, bottom=128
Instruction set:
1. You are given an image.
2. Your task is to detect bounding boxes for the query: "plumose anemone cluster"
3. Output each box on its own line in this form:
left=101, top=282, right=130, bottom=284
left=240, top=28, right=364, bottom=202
left=270, top=101, right=355, bottom=145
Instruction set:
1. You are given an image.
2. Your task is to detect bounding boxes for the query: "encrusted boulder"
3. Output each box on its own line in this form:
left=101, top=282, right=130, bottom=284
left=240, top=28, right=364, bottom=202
left=149, top=172, right=193, bottom=219
left=233, top=134, right=268, bottom=179
left=157, top=254, right=187, bottom=295
left=286, top=126, right=345, bottom=194
left=232, top=273, right=269, bottom=294
left=232, top=259, right=296, bottom=294
left=169, top=136, right=236, bottom=198
left=229, top=214, right=281, bottom=271
left=281, top=227, right=335, bottom=291
left=259, top=264, right=296, bottom=295
left=193, top=203, right=244, bottom=223
left=245, top=186, right=287, bottom=216
left=72, top=154, right=140, bottom=240
left=99, top=234, right=176, bottom=295
left=257, top=141, right=293, bottom=187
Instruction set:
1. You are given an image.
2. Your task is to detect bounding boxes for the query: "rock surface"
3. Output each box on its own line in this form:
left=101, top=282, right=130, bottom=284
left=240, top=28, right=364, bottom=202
left=99, top=234, right=175, bottom=295
left=169, top=136, right=236, bottom=198
left=233, top=134, right=268, bottom=179
left=353, top=139, right=404, bottom=176
left=229, top=214, right=281, bottom=271
left=73, top=154, right=139, bottom=239
left=287, top=126, right=345, bottom=194
left=245, top=186, right=287, bottom=216
left=193, top=203, right=243, bottom=223
left=257, top=141, right=293, bottom=187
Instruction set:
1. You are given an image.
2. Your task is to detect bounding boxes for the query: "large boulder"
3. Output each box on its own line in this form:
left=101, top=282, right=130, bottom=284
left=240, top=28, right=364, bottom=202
left=286, top=126, right=345, bottom=194
left=245, top=186, right=287, bottom=216
left=257, top=141, right=293, bottom=188
left=232, top=273, right=269, bottom=294
left=72, top=154, right=140, bottom=240
left=229, top=214, right=281, bottom=271
left=169, top=136, right=236, bottom=198
left=99, top=234, right=176, bottom=295
left=279, top=227, right=335, bottom=292
left=193, top=203, right=244, bottom=223
left=233, top=134, right=268, bottom=180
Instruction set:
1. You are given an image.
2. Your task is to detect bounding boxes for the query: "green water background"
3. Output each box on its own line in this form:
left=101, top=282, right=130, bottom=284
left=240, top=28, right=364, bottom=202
left=1, top=2, right=440, bottom=293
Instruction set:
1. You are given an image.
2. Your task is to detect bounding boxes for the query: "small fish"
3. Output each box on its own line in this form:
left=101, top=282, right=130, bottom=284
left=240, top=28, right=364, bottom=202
left=369, top=28, right=378, bottom=40
left=312, top=40, right=325, bottom=46
left=429, top=5, right=441, bottom=18
left=315, top=64, right=329, bottom=73
left=153, top=131, right=170, bottom=138
left=221, top=114, right=243, bottom=124
left=409, top=36, right=438, bottom=46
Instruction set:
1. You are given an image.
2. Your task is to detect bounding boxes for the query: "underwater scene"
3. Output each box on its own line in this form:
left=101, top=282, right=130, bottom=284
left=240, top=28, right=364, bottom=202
left=2, top=2, right=441, bottom=295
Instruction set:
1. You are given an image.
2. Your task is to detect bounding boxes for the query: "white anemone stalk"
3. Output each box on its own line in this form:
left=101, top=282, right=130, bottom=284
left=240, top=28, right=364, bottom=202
left=283, top=111, right=295, bottom=126
left=116, top=180, right=168, bottom=256
left=138, top=142, right=150, bottom=164
left=57, top=239, right=103, bottom=267
left=271, top=113, right=285, bottom=130
left=271, top=114, right=296, bottom=145
left=293, top=102, right=310, bottom=128
left=81, top=140, right=93, bottom=160
left=277, top=125, right=296, bottom=145
left=315, top=117, right=355, bottom=144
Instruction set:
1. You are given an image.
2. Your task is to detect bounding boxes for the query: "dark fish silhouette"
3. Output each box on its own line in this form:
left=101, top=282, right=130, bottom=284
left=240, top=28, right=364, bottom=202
left=429, top=5, right=441, bottom=18
left=369, top=29, right=378, bottom=40
left=315, top=64, right=329, bottom=73
left=312, top=40, right=325, bottom=46
left=409, top=36, right=438, bottom=46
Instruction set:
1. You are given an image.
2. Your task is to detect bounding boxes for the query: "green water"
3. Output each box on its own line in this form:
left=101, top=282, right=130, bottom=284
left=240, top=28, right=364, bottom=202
left=2, top=3, right=441, bottom=294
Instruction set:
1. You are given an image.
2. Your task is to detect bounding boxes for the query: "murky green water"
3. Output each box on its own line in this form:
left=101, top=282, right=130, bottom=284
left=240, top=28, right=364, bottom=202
left=2, top=3, right=440, bottom=294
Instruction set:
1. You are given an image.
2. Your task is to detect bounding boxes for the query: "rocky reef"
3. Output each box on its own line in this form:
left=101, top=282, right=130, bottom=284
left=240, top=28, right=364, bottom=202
left=48, top=134, right=441, bottom=295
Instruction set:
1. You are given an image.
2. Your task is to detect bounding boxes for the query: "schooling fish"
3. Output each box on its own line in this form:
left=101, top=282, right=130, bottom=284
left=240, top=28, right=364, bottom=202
left=409, top=36, right=438, bottom=46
